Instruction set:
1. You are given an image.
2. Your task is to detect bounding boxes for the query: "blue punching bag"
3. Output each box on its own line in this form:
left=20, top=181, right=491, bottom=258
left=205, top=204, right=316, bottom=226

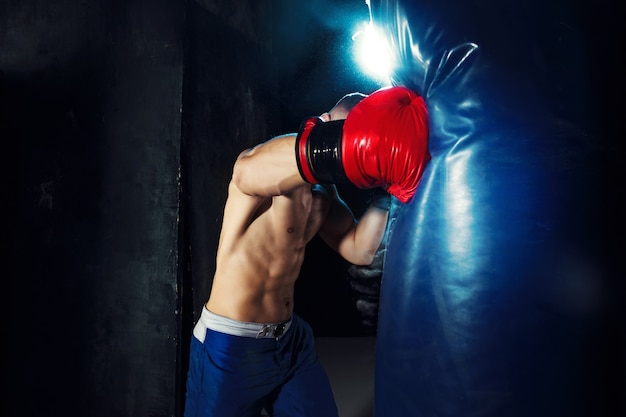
left=372, top=0, right=623, bottom=416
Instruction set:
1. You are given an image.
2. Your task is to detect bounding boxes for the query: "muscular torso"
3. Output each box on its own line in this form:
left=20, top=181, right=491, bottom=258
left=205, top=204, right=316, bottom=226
left=206, top=181, right=332, bottom=323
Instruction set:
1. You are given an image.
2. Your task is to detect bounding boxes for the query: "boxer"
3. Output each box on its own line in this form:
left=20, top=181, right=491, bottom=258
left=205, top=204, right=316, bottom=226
left=184, top=86, right=430, bottom=417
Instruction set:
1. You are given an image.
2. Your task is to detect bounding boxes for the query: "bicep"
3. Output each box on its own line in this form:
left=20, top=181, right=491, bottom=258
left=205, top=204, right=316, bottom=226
left=232, top=134, right=304, bottom=197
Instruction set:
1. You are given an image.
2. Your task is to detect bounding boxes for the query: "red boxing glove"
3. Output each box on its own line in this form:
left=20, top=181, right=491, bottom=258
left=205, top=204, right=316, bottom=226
left=342, top=86, right=430, bottom=203
left=295, top=86, right=430, bottom=203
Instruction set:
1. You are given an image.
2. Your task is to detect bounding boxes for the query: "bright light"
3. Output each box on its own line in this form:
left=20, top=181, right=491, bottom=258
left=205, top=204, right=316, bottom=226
left=353, top=21, right=394, bottom=83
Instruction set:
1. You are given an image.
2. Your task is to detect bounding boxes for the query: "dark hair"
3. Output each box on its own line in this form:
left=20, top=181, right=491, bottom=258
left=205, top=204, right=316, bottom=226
left=334, top=92, right=367, bottom=113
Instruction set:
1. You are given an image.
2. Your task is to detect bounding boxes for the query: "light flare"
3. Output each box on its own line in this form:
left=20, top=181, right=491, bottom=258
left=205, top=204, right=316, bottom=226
left=352, top=3, right=394, bottom=84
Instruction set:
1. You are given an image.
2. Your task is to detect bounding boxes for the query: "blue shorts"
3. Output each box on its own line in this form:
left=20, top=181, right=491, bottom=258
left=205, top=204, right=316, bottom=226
left=184, top=307, right=339, bottom=417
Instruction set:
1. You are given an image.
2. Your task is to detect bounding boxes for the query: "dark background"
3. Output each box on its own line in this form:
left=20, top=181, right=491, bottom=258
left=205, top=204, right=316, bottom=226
left=2, top=0, right=623, bottom=416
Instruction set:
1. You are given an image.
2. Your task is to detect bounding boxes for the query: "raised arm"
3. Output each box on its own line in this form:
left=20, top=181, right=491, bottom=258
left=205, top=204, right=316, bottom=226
left=232, top=134, right=306, bottom=197
left=317, top=186, right=390, bottom=266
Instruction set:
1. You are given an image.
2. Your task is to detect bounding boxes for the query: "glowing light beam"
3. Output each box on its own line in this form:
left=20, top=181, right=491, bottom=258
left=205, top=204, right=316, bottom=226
left=352, top=20, right=394, bottom=84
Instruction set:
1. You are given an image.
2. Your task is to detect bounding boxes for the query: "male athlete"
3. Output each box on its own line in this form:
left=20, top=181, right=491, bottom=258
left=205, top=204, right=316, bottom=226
left=184, top=86, right=430, bottom=417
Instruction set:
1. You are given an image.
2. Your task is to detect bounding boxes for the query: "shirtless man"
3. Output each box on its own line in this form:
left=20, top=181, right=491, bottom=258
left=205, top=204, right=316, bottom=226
left=184, top=86, right=430, bottom=417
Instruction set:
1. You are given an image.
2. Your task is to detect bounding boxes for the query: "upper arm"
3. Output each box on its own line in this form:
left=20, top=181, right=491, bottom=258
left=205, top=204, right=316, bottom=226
left=318, top=186, right=389, bottom=266
left=232, top=134, right=306, bottom=197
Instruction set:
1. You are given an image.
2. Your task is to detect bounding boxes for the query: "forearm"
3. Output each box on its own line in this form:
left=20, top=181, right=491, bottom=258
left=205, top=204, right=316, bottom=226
left=321, top=194, right=389, bottom=266
left=232, top=134, right=306, bottom=196
left=348, top=206, right=389, bottom=265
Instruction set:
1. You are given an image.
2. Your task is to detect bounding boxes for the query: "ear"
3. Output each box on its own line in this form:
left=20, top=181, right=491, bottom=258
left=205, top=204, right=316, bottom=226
left=319, top=112, right=331, bottom=122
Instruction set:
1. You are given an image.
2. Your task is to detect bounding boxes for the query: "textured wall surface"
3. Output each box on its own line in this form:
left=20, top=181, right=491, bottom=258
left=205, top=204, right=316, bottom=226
left=3, top=1, right=185, bottom=416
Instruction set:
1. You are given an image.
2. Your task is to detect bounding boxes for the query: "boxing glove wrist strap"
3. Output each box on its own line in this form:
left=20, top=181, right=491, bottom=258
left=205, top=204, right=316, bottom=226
left=295, top=117, right=349, bottom=184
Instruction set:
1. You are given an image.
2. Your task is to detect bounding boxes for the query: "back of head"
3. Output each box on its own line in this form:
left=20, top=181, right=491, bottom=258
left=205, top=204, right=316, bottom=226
left=334, top=92, right=368, bottom=114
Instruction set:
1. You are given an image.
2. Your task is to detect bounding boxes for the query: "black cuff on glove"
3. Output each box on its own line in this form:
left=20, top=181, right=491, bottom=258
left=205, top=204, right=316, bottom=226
left=295, top=117, right=349, bottom=184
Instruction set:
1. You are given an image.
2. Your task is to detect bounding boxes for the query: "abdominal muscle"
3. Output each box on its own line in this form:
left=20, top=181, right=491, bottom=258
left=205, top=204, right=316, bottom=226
left=205, top=186, right=326, bottom=324
left=206, top=282, right=296, bottom=324
left=205, top=252, right=303, bottom=324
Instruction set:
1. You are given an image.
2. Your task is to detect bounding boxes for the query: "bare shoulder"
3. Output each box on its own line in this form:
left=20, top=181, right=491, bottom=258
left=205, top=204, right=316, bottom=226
left=221, top=180, right=269, bottom=234
left=233, top=134, right=302, bottom=197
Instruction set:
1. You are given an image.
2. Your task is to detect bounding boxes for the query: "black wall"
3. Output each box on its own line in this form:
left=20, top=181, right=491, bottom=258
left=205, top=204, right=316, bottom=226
left=3, top=0, right=185, bottom=416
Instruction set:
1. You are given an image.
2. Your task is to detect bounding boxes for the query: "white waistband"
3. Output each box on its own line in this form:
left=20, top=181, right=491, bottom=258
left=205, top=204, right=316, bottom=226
left=192, top=307, right=292, bottom=343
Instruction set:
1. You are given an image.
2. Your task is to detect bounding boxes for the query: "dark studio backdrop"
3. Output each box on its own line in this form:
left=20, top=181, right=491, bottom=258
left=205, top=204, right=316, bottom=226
left=2, top=0, right=624, bottom=417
